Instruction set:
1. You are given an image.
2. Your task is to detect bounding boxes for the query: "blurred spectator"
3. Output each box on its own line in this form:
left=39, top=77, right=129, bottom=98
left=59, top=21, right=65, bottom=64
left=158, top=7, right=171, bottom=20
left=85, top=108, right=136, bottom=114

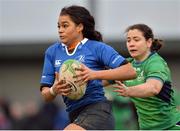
left=0, top=97, right=70, bottom=129
left=0, top=97, right=12, bottom=129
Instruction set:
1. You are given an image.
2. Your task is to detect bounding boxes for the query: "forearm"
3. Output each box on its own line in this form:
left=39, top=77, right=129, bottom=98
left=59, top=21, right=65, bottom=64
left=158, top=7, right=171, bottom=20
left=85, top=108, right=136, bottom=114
left=94, top=63, right=136, bottom=81
left=127, top=83, right=160, bottom=98
left=41, top=87, right=56, bottom=102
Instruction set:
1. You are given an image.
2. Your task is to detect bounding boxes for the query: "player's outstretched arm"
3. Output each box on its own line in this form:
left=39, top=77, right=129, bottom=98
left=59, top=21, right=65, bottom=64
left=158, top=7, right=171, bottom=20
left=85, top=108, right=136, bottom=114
left=75, top=63, right=136, bottom=83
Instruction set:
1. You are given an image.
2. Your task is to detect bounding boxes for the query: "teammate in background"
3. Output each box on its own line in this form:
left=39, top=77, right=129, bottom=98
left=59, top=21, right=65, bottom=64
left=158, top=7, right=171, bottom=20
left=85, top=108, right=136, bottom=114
left=40, top=5, right=136, bottom=130
left=113, top=24, right=180, bottom=130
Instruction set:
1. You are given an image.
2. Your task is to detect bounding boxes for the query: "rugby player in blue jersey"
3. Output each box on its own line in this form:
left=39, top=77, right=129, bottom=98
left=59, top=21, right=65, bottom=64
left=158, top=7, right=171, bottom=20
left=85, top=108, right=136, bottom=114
left=40, top=5, right=136, bottom=130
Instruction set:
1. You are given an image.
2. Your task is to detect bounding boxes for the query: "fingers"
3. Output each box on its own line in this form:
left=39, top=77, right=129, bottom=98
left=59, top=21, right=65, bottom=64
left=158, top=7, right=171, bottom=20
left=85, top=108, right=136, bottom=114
left=58, top=84, right=72, bottom=95
left=113, top=83, right=128, bottom=97
left=74, top=65, right=89, bottom=84
left=113, top=84, right=124, bottom=90
left=74, top=63, right=85, bottom=71
left=113, top=88, right=126, bottom=97
left=74, top=67, right=83, bottom=72
left=115, top=80, right=123, bottom=85
left=80, top=63, right=86, bottom=70
left=76, top=80, right=87, bottom=87
left=53, top=79, right=72, bottom=96
left=55, top=72, right=60, bottom=82
left=74, top=73, right=88, bottom=83
left=115, top=81, right=127, bottom=88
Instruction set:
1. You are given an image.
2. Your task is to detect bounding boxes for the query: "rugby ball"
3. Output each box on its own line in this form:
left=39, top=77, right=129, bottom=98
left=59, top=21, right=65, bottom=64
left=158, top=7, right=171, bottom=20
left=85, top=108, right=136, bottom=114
left=59, top=59, right=87, bottom=100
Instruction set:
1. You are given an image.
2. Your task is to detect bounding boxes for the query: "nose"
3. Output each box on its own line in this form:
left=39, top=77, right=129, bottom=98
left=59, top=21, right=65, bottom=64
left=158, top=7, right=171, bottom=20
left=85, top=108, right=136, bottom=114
left=58, top=28, right=61, bottom=34
left=127, top=41, right=135, bottom=47
left=58, top=27, right=63, bottom=34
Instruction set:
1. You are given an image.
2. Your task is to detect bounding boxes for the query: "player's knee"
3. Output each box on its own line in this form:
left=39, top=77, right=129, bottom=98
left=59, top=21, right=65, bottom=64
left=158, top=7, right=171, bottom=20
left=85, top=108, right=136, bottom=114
left=63, top=123, right=86, bottom=130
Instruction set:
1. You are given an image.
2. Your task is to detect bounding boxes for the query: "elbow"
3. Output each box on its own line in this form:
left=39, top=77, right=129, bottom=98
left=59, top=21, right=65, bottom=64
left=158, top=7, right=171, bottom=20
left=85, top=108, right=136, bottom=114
left=131, top=69, right=137, bottom=79
left=127, top=68, right=137, bottom=80
left=117, top=63, right=137, bottom=81
left=150, top=85, right=161, bottom=96
left=152, top=87, right=161, bottom=96
left=127, top=63, right=137, bottom=79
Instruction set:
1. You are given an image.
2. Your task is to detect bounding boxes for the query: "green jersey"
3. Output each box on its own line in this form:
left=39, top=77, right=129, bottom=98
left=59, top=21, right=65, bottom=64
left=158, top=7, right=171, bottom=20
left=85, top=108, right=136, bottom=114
left=124, top=52, right=180, bottom=130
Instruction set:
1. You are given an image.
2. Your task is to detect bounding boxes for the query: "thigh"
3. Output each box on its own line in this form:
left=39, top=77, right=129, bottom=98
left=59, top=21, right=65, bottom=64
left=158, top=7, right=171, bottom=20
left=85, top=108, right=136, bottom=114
left=73, top=101, right=115, bottom=130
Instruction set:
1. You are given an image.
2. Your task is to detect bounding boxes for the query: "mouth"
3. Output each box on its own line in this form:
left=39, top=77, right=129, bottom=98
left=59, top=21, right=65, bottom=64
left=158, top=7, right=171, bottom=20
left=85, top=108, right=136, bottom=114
left=60, top=36, right=65, bottom=39
left=129, top=49, right=137, bottom=53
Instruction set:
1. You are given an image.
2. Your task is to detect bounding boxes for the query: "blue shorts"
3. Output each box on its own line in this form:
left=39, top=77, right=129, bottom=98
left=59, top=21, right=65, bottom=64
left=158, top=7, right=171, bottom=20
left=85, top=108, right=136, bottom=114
left=69, top=100, right=115, bottom=130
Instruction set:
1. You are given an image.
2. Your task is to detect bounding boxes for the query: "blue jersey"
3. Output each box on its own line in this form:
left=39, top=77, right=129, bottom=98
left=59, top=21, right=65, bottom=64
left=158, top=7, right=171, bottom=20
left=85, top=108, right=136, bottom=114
left=40, top=38, right=125, bottom=112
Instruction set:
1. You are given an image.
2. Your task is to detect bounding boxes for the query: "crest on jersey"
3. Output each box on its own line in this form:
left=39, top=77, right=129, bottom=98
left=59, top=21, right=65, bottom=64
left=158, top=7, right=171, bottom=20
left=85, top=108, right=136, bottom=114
left=75, top=55, right=85, bottom=63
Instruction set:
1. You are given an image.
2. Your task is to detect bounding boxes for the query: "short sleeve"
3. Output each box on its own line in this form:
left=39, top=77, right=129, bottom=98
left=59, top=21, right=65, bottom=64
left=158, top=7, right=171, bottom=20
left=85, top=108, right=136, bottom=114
left=40, top=49, right=55, bottom=86
left=145, top=58, right=169, bottom=83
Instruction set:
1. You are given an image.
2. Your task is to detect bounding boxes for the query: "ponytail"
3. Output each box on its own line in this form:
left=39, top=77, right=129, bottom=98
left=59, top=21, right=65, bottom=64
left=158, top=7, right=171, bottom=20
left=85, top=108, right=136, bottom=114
left=151, top=39, right=163, bottom=52
left=84, top=30, right=103, bottom=42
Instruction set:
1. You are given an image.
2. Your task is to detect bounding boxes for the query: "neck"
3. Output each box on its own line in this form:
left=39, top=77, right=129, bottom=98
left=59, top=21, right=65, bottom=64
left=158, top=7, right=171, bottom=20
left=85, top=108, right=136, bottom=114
left=135, top=51, right=151, bottom=62
left=68, top=42, right=78, bottom=51
left=68, top=37, right=84, bottom=51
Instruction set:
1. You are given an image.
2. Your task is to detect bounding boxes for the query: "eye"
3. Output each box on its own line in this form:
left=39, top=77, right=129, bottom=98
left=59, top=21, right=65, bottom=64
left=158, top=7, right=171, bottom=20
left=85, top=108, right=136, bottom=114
left=134, top=38, right=140, bottom=42
left=127, top=39, right=131, bottom=43
left=62, top=24, right=68, bottom=28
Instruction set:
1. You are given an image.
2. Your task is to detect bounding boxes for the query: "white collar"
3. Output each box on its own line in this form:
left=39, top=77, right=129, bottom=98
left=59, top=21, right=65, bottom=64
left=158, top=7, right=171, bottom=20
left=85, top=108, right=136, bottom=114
left=81, top=38, right=88, bottom=45
left=61, top=38, right=88, bottom=47
left=62, top=38, right=88, bottom=56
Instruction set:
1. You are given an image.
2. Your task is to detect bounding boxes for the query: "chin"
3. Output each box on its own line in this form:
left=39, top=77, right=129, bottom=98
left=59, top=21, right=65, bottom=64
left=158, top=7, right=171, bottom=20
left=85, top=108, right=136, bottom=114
left=130, top=53, right=136, bottom=58
left=61, top=40, right=67, bottom=44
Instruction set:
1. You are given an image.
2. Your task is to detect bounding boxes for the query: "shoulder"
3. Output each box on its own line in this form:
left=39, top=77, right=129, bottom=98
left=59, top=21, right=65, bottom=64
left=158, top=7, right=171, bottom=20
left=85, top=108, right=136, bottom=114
left=86, top=39, right=107, bottom=47
left=45, top=41, right=61, bottom=54
left=145, top=53, right=169, bottom=71
left=147, top=53, right=167, bottom=65
left=86, top=40, right=116, bottom=51
left=145, top=53, right=170, bottom=82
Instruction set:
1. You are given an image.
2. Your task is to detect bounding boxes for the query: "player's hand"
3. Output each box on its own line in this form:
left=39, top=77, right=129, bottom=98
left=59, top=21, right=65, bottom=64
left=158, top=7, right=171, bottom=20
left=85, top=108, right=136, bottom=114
left=52, top=72, right=72, bottom=96
left=74, top=64, right=96, bottom=84
left=113, top=81, right=129, bottom=97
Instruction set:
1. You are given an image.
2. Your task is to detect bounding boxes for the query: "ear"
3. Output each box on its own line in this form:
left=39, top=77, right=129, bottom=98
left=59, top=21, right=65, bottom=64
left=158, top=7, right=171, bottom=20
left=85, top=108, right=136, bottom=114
left=147, top=38, right=152, bottom=48
left=77, top=23, right=84, bottom=33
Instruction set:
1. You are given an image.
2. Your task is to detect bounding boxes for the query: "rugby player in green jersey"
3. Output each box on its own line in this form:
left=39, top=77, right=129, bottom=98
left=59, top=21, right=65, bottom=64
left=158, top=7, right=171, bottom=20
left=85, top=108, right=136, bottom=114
left=113, top=24, right=180, bottom=130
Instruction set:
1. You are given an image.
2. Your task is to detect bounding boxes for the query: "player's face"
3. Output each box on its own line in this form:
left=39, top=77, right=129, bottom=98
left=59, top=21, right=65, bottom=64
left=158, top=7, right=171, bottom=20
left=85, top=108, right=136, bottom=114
left=58, top=15, right=83, bottom=46
left=126, top=29, right=152, bottom=61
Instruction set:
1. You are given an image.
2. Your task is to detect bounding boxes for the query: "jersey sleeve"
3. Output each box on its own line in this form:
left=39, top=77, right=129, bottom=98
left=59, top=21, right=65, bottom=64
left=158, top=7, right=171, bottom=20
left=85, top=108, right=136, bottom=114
left=97, top=43, right=126, bottom=68
left=40, top=49, right=55, bottom=86
left=145, top=57, right=169, bottom=83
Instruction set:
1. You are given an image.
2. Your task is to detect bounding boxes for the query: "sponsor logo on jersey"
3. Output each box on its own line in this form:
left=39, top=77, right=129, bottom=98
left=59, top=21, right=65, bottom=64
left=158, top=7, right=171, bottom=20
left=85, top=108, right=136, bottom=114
left=136, top=68, right=145, bottom=81
left=55, top=60, right=62, bottom=67
left=112, top=56, right=121, bottom=64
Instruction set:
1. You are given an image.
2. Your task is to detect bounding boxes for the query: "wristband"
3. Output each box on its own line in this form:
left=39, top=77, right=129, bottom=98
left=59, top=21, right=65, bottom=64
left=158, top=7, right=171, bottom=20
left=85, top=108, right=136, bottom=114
left=50, top=87, right=56, bottom=96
